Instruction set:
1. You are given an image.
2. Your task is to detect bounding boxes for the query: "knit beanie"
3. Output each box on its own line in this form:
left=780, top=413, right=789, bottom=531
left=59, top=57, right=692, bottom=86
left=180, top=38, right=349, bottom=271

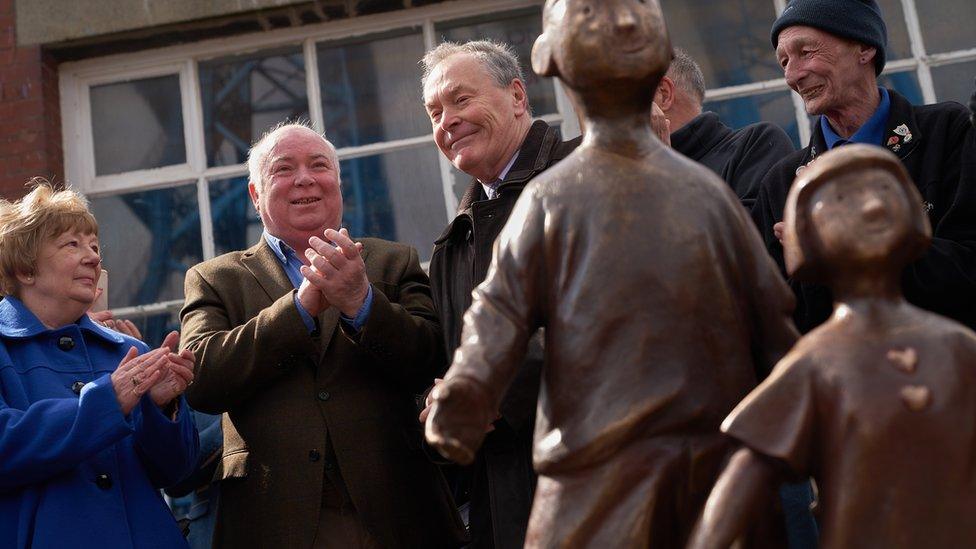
left=771, top=0, right=887, bottom=75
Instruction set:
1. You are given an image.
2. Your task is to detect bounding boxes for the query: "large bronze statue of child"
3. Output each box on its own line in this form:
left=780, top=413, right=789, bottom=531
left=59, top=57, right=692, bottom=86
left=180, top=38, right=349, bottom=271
left=688, top=144, right=976, bottom=549
left=425, top=1, right=799, bottom=547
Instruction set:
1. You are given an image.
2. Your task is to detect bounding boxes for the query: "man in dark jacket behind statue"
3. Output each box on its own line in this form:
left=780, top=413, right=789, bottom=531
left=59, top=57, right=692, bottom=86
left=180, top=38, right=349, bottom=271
left=652, top=49, right=795, bottom=209
left=419, top=39, right=580, bottom=549
left=753, top=0, right=976, bottom=334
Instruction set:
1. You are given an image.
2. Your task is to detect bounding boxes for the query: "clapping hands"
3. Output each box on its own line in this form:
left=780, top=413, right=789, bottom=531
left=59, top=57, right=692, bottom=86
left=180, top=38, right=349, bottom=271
left=110, top=330, right=195, bottom=416
left=297, top=228, right=368, bottom=317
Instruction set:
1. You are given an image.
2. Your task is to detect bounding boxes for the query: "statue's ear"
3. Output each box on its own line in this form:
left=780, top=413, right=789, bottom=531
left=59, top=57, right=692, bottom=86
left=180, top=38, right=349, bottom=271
left=532, top=33, right=559, bottom=77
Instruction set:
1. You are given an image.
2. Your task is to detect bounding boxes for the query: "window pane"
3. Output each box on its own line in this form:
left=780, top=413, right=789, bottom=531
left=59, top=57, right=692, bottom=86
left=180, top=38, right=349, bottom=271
left=340, top=145, right=446, bottom=262
left=932, top=60, right=976, bottom=105
left=90, top=183, right=202, bottom=308
left=317, top=29, right=429, bottom=149
left=436, top=7, right=558, bottom=116
left=209, top=175, right=264, bottom=256
left=876, top=0, right=912, bottom=60
left=879, top=71, right=923, bottom=105
left=90, top=75, right=185, bottom=176
left=703, top=91, right=802, bottom=148
left=661, top=0, right=780, bottom=88
left=199, top=47, right=309, bottom=167
left=917, top=0, right=976, bottom=53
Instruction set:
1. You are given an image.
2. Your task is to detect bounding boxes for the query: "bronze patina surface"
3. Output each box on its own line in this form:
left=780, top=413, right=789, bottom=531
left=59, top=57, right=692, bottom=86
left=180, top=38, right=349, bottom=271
left=425, top=1, right=798, bottom=547
left=690, top=144, right=976, bottom=549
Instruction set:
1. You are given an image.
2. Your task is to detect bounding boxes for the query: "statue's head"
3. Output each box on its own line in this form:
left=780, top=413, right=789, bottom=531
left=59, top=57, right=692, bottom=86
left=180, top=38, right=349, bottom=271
left=532, top=0, right=672, bottom=98
left=784, top=144, right=930, bottom=283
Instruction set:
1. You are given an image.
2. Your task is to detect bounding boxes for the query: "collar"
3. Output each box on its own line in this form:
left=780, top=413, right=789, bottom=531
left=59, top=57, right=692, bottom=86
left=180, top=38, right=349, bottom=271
left=456, top=120, right=560, bottom=213
left=669, top=112, right=733, bottom=161
left=263, top=231, right=297, bottom=265
left=0, top=296, right=125, bottom=343
left=796, top=88, right=920, bottom=176
left=480, top=150, right=520, bottom=197
left=820, top=87, right=890, bottom=149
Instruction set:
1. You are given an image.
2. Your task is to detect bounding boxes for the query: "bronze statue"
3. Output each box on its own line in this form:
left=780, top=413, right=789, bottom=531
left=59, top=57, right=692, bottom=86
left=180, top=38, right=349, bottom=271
left=424, top=1, right=798, bottom=546
left=688, top=144, right=976, bottom=549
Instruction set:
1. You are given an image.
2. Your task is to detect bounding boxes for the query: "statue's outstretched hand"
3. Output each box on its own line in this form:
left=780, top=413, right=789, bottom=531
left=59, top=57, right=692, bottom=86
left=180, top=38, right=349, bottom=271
left=424, top=376, right=495, bottom=465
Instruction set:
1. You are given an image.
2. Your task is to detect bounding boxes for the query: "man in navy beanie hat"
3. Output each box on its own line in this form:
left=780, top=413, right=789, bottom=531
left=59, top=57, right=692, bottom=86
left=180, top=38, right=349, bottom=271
left=771, top=0, right=887, bottom=75
left=752, top=0, right=976, bottom=337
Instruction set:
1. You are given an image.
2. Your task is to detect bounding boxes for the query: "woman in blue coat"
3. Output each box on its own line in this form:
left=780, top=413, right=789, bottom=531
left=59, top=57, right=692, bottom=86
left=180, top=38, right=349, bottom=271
left=0, top=180, right=199, bottom=548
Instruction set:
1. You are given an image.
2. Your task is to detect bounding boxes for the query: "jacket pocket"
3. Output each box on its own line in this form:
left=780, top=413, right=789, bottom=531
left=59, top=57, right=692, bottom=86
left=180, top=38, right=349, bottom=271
left=218, top=450, right=248, bottom=480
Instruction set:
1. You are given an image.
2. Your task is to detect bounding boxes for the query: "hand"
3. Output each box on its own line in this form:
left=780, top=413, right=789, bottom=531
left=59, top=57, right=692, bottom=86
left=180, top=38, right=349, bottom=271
left=425, top=377, right=495, bottom=465
left=89, top=310, right=143, bottom=340
left=147, top=331, right=196, bottom=410
left=651, top=102, right=671, bottom=147
left=297, top=277, right=330, bottom=317
left=773, top=221, right=785, bottom=244
left=111, top=347, right=168, bottom=415
left=301, top=228, right=368, bottom=318
left=419, top=379, right=499, bottom=433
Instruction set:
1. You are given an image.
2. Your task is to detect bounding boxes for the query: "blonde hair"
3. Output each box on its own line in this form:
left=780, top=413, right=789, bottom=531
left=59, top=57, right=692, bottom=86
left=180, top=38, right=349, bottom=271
left=0, top=178, right=98, bottom=296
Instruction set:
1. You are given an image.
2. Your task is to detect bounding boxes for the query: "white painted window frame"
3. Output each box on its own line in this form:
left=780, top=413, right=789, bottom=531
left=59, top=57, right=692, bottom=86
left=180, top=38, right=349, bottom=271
left=59, top=0, right=976, bottom=320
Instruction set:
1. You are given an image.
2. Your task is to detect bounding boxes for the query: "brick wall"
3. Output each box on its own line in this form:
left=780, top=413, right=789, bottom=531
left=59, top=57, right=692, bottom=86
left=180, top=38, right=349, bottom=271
left=0, top=0, right=62, bottom=199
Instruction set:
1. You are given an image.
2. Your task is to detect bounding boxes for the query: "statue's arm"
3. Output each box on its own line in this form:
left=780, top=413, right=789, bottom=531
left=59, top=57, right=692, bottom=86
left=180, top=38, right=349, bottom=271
left=426, top=189, right=547, bottom=464
left=687, top=448, right=780, bottom=549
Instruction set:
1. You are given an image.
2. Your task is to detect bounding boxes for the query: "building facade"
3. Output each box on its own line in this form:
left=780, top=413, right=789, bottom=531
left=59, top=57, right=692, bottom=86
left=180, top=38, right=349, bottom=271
left=1, top=0, right=974, bottom=345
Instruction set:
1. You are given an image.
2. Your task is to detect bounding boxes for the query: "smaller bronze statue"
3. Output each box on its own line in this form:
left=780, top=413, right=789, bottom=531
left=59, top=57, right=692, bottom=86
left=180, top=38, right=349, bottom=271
left=688, top=144, right=976, bottom=549
left=425, top=0, right=798, bottom=547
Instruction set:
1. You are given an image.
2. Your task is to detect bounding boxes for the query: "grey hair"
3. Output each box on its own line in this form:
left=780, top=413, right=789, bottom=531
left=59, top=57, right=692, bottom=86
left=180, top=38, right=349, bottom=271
left=421, top=39, right=528, bottom=98
left=247, top=120, right=340, bottom=193
left=667, top=48, right=706, bottom=106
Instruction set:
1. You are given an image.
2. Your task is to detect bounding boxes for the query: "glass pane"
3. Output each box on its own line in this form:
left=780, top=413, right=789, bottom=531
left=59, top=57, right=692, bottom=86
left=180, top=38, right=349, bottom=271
left=209, top=175, right=264, bottom=257
left=661, top=0, right=780, bottom=88
left=116, top=309, right=181, bottom=349
left=90, top=183, right=203, bottom=308
left=436, top=7, right=558, bottom=116
left=876, top=0, right=912, bottom=60
left=199, top=47, right=309, bottom=168
left=917, top=0, right=976, bottom=53
left=317, top=29, right=429, bottom=149
left=340, top=145, right=446, bottom=262
left=879, top=70, right=923, bottom=105
left=932, top=60, right=976, bottom=106
left=90, top=75, right=185, bottom=176
left=703, top=90, right=802, bottom=148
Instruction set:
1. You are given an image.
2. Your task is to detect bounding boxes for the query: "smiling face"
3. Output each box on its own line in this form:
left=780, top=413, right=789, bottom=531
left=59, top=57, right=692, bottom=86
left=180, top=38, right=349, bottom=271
left=809, top=169, right=910, bottom=267
left=248, top=126, right=342, bottom=249
left=540, top=0, right=670, bottom=91
left=18, top=229, right=101, bottom=315
left=423, top=53, right=529, bottom=183
left=776, top=26, right=874, bottom=116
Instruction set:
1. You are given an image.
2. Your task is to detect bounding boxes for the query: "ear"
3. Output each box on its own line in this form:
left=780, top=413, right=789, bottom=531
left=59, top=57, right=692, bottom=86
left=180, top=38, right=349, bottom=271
left=247, top=180, right=261, bottom=214
left=511, top=78, right=529, bottom=116
left=15, top=271, right=34, bottom=286
left=532, top=32, right=559, bottom=78
left=656, top=76, right=675, bottom=111
left=857, top=45, right=877, bottom=66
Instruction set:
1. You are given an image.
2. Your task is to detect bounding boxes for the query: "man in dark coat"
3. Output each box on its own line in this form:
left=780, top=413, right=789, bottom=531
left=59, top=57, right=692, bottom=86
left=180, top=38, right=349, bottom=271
left=753, top=0, right=976, bottom=334
left=653, top=49, right=795, bottom=209
left=419, top=39, right=580, bottom=549
left=181, top=123, right=464, bottom=548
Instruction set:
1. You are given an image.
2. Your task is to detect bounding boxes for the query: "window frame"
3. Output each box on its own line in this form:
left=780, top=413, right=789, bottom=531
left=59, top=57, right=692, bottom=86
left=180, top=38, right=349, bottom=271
left=58, top=0, right=976, bottom=322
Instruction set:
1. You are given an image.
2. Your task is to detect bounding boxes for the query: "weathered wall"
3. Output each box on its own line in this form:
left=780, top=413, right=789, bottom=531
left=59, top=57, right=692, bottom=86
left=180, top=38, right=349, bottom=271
left=1, top=0, right=62, bottom=198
